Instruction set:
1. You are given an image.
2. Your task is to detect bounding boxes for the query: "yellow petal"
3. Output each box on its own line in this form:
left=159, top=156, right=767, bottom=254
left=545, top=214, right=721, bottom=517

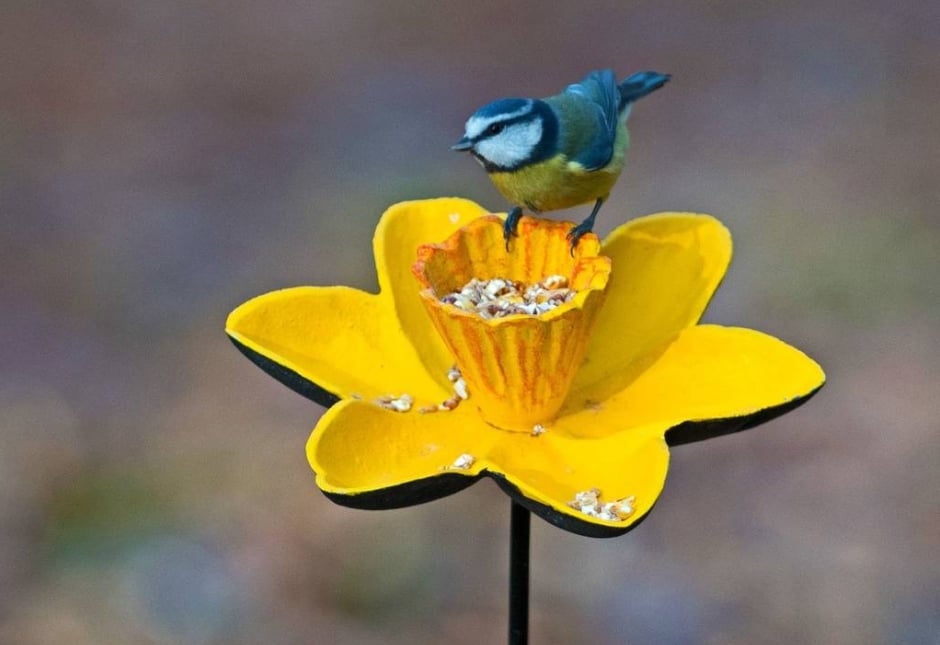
left=561, top=325, right=825, bottom=442
left=485, top=425, right=671, bottom=537
left=374, top=198, right=491, bottom=388
left=307, top=399, right=496, bottom=506
left=226, top=286, right=450, bottom=405
left=572, top=213, right=732, bottom=401
left=307, top=397, right=669, bottom=537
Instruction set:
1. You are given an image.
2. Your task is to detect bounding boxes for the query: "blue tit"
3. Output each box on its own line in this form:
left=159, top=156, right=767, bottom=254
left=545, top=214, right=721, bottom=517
left=452, top=69, right=670, bottom=251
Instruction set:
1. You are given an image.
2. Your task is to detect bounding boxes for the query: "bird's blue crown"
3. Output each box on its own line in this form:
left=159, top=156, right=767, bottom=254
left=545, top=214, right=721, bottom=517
left=473, top=98, right=533, bottom=122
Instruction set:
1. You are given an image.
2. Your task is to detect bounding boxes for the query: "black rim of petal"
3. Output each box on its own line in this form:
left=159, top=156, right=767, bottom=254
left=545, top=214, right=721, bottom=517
left=228, top=335, right=340, bottom=408
left=319, top=469, right=651, bottom=538
left=664, top=382, right=824, bottom=446
left=321, top=472, right=483, bottom=510
left=489, top=474, right=656, bottom=538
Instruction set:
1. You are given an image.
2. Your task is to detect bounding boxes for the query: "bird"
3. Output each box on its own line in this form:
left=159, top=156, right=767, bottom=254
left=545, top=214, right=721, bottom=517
left=452, top=69, right=670, bottom=251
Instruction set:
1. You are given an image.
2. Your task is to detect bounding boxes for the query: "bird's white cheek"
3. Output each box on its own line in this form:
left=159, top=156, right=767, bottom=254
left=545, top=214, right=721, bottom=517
left=475, top=120, right=543, bottom=169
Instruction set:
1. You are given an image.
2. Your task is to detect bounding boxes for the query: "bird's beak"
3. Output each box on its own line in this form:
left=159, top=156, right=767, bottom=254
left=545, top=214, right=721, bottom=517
left=451, top=136, right=473, bottom=151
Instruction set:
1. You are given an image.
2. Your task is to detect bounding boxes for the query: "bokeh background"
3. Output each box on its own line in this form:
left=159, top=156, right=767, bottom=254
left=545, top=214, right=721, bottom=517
left=2, top=1, right=938, bottom=643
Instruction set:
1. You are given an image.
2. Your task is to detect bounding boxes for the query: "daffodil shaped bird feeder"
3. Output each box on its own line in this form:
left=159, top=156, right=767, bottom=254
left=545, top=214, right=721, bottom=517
left=226, top=198, right=824, bottom=538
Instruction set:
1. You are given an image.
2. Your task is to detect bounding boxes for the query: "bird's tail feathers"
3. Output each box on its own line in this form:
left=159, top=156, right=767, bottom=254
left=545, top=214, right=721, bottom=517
left=618, top=71, right=671, bottom=112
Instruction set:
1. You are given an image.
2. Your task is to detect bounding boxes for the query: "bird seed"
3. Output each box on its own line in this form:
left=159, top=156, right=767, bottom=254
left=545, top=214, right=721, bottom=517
left=418, top=366, right=469, bottom=413
left=567, top=488, right=636, bottom=522
left=374, top=393, right=413, bottom=412
left=442, top=453, right=476, bottom=471
left=439, top=275, right=575, bottom=319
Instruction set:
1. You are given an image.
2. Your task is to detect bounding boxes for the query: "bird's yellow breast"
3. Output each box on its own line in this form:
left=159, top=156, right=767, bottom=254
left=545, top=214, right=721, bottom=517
left=487, top=126, right=628, bottom=213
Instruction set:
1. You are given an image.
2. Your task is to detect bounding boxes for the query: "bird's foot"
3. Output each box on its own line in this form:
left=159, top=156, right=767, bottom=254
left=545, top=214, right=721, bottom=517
left=503, top=206, right=523, bottom=251
left=566, top=220, right=594, bottom=254
left=566, top=198, right=604, bottom=255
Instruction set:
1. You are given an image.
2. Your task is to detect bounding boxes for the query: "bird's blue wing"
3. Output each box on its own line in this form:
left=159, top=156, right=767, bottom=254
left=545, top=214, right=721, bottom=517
left=562, top=69, right=620, bottom=170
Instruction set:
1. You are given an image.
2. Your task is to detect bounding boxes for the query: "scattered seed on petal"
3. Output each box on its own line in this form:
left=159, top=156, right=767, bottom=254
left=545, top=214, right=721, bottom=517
left=531, top=424, right=546, bottom=436
left=567, top=489, right=635, bottom=522
left=420, top=366, right=469, bottom=413
left=441, top=453, right=476, bottom=471
left=375, top=393, right=413, bottom=412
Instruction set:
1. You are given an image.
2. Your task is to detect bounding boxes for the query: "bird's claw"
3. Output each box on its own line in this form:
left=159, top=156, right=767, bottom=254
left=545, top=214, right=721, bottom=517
left=503, top=206, right=523, bottom=252
left=566, top=198, right=603, bottom=255
left=566, top=223, right=591, bottom=255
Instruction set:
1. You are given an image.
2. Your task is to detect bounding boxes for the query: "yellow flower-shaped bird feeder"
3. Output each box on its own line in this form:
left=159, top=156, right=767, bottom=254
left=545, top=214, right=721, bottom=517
left=226, top=198, right=824, bottom=538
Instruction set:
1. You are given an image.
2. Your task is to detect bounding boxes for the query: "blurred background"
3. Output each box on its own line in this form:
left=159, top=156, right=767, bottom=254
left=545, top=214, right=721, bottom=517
left=1, top=1, right=938, bottom=643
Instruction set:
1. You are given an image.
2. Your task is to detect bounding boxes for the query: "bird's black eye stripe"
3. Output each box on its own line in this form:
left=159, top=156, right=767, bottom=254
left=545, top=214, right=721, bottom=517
left=487, top=123, right=505, bottom=135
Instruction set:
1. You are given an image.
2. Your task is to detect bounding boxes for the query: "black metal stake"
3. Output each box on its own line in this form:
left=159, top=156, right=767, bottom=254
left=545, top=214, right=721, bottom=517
left=509, top=500, right=530, bottom=645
